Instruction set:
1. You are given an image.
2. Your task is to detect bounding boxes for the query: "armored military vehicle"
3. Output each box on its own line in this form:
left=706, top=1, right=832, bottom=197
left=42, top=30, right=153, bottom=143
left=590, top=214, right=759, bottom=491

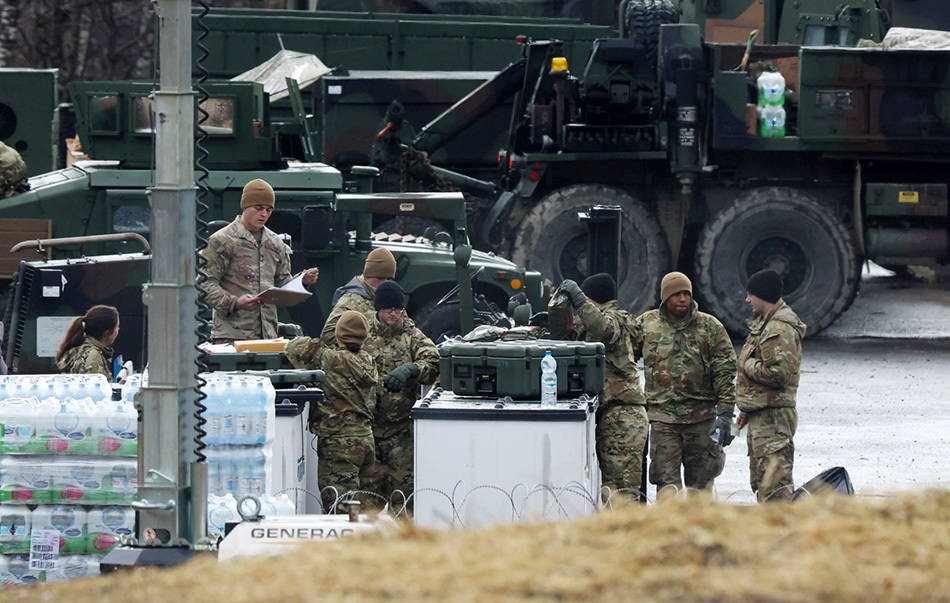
left=6, top=0, right=949, bottom=337
left=365, top=0, right=950, bottom=335
left=0, top=78, right=541, bottom=372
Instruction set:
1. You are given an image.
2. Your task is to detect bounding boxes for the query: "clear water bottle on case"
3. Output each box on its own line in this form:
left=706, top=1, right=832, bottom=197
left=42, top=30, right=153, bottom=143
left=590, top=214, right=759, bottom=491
left=540, top=350, right=557, bottom=408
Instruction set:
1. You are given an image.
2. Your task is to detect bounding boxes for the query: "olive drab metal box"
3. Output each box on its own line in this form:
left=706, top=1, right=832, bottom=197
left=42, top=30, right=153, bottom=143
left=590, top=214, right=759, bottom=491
left=438, top=340, right=604, bottom=399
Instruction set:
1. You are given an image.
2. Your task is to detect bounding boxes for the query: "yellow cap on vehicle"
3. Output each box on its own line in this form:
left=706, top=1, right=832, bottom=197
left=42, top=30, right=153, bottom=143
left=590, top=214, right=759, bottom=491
left=550, top=57, right=569, bottom=72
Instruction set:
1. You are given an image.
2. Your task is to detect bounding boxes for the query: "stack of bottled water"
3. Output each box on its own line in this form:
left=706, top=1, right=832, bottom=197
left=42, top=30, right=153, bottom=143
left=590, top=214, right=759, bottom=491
left=200, top=374, right=276, bottom=503
left=757, top=71, right=787, bottom=138
left=206, top=493, right=295, bottom=538
left=0, top=374, right=138, bottom=586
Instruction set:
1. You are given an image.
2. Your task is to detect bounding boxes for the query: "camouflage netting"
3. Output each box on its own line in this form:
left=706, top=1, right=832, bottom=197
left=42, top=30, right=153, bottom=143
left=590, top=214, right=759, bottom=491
left=5, top=490, right=950, bottom=601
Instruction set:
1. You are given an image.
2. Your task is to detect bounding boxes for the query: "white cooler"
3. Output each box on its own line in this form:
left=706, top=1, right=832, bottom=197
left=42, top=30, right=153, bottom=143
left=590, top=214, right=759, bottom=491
left=412, top=389, right=599, bottom=529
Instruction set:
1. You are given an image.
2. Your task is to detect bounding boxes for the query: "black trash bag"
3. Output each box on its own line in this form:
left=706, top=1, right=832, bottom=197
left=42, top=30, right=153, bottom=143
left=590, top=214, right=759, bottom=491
left=789, top=466, right=854, bottom=501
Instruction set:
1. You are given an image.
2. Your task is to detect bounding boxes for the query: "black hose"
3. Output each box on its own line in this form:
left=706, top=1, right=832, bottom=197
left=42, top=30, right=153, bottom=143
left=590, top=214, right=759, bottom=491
left=193, top=0, right=212, bottom=463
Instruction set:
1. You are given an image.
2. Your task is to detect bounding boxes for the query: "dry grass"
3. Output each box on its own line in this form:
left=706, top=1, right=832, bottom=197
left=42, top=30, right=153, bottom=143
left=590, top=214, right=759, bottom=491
left=6, top=491, right=950, bottom=602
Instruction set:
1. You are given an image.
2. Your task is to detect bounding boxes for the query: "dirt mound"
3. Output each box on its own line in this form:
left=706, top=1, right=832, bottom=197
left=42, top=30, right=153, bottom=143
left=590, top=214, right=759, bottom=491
left=6, top=491, right=950, bottom=602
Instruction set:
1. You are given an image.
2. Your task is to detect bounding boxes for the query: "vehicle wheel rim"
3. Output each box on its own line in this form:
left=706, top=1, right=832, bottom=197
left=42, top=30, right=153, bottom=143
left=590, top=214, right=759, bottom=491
left=741, top=233, right=811, bottom=297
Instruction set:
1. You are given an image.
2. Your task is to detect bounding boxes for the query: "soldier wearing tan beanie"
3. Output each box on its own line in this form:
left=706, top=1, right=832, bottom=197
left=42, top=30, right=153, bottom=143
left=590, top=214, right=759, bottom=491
left=320, top=246, right=400, bottom=345
left=197, top=178, right=319, bottom=344
left=363, top=248, right=397, bottom=280
left=336, top=310, right=369, bottom=349
left=240, top=178, right=276, bottom=209
left=283, top=309, right=380, bottom=512
left=660, top=271, right=692, bottom=305
left=635, top=271, right=737, bottom=499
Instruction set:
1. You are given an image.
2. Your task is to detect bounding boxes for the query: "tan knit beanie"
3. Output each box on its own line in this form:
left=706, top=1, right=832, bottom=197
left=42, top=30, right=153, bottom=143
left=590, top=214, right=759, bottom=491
left=240, top=179, right=275, bottom=209
left=335, top=311, right=369, bottom=346
left=660, top=271, right=692, bottom=304
left=363, top=247, right=397, bottom=280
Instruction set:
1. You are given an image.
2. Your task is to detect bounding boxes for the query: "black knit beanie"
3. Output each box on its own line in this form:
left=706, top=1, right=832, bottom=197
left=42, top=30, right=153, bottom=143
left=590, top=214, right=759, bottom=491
left=581, top=273, right=616, bottom=305
left=746, top=269, right=783, bottom=304
left=374, top=280, right=406, bottom=310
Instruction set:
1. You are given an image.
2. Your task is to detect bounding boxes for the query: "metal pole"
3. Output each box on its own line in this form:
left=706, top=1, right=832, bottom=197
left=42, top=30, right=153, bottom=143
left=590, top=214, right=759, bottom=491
left=136, top=0, right=201, bottom=545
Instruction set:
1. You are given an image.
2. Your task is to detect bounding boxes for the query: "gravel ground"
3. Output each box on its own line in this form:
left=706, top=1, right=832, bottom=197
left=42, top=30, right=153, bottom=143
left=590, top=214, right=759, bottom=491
left=706, top=264, right=950, bottom=503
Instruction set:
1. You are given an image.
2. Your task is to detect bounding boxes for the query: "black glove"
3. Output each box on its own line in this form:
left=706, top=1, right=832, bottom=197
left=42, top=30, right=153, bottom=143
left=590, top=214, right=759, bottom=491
left=384, top=362, right=420, bottom=392
left=710, top=408, right=735, bottom=446
left=560, top=279, right=587, bottom=309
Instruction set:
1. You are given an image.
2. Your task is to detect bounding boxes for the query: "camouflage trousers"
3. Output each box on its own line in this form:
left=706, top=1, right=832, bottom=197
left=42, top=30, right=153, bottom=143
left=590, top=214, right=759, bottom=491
left=373, top=421, right=413, bottom=503
left=317, top=433, right=380, bottom=512
left=747, top=407, right=798, bottom=502
left=649, top=418, right=725, bottom=496
left=596, top=403, right=649, bottom=501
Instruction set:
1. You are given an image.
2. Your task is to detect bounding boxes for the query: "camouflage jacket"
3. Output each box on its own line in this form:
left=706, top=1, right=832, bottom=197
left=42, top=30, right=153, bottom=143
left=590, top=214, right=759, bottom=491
left=198, top=216, right=292, bottom=342
left=57, top=336, right=113, bottom=380
left=364, top=314, right=440, bottom=438
left=284, top=336, right=378, bottom=437
left=572, top=300, right=645, bottom=407
left=736, top=300, right=806, bottom=413
left=636, top=301, right=736, bottom=424
left=320, top=276, right=378, bottom=346
left=0, top=141, right=29, bottom=199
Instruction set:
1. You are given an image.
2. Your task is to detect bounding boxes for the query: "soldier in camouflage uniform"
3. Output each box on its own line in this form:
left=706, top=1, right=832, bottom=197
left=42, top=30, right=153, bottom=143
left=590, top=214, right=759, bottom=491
left=636, top=272, right=736, bottom=499
left=735, top=269, right=806, bottom=503
left=320, top=247, right=397, bottom=345
left=561, top=273, right=648, bottom=501
left=55, top=305, right=120, bottom=379
left=0, top=141, right=29, bottom=199
left=284, top=310, right=380, bottom=512
left=198, top=179, right=318, bottom=344
left=363, top=281, right=440, bottom=501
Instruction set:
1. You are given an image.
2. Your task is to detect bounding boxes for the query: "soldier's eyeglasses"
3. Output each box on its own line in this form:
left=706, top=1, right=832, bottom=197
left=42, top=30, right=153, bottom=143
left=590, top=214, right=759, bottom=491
left=380, top=308, right=404, bottom=315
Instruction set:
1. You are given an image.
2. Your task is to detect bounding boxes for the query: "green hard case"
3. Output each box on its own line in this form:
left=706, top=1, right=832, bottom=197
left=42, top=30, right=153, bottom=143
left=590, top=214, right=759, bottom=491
left=438, top=340, right=605, bottom=399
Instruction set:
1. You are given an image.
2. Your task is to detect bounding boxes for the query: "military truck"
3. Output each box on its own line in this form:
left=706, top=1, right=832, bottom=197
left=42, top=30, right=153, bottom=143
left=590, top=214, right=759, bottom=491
left=364, top=0, right=950, bottom=335
left=0, top=78, right=542, bottom=372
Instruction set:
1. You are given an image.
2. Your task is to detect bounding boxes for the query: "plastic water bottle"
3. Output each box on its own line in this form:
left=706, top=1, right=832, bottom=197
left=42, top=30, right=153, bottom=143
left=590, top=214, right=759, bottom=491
left=205, top=377, right=223, bottom=446
left=250, top=379, right=270, bottom=445
left=261, top=494, right=296, bottom=516
left=213, top=447, right=239, bottom=497
left=760, top=105, right=786, bottom=137
left=540, top=350, right=557, bottom=408
left=233, top=377, right=254, bottom=445
left=120, top=374, right=141, bottom=404
left=0, top=505, right=31, bottom=554
left=239, top=448, right=266, bottom=498
left=207, top=494, right=239, bottom=537
left=87, top=505, right=135, bottom=553
left=220, top=377, right=237, bottom=445
left=757, top=71, right=786, bottom=106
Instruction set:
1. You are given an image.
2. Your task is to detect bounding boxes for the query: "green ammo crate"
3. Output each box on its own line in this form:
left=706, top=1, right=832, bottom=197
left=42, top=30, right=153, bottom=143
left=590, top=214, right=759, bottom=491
left=438, top=340, right=604, bottom=399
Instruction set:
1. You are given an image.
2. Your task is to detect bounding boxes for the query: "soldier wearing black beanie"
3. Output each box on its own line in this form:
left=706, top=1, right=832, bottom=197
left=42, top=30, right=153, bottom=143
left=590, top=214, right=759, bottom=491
left=558, top=271, right=648, bottom=501
left=736, top=267, right=806, bottom=502
left=374, top=280, right=406, bottom=311
left=580, top=273, right=616, bottom=305
left=745, top=269, right=783, bottom=304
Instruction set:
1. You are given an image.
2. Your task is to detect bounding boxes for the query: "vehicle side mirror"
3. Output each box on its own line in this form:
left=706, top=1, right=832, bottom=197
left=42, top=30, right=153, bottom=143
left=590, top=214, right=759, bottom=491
left=302, top=206, right=331, bottom=251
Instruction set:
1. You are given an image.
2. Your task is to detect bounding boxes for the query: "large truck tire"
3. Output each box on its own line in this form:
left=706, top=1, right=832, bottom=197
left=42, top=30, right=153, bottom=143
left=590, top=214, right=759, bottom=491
left=512, top=184, right=670, bottom=315
left=624, top=0, right=679, bottom=60
left=694, top=187, right=861, bottom=337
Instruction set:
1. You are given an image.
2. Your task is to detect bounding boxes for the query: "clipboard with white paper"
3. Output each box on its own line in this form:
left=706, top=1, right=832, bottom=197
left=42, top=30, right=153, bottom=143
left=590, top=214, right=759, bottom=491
left=257, top=272, right=312, bottom=307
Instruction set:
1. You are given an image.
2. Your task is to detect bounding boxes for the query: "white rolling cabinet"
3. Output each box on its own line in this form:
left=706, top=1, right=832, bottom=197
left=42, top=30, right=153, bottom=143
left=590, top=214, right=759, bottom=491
left=412, top=389, right=599, bottom=529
